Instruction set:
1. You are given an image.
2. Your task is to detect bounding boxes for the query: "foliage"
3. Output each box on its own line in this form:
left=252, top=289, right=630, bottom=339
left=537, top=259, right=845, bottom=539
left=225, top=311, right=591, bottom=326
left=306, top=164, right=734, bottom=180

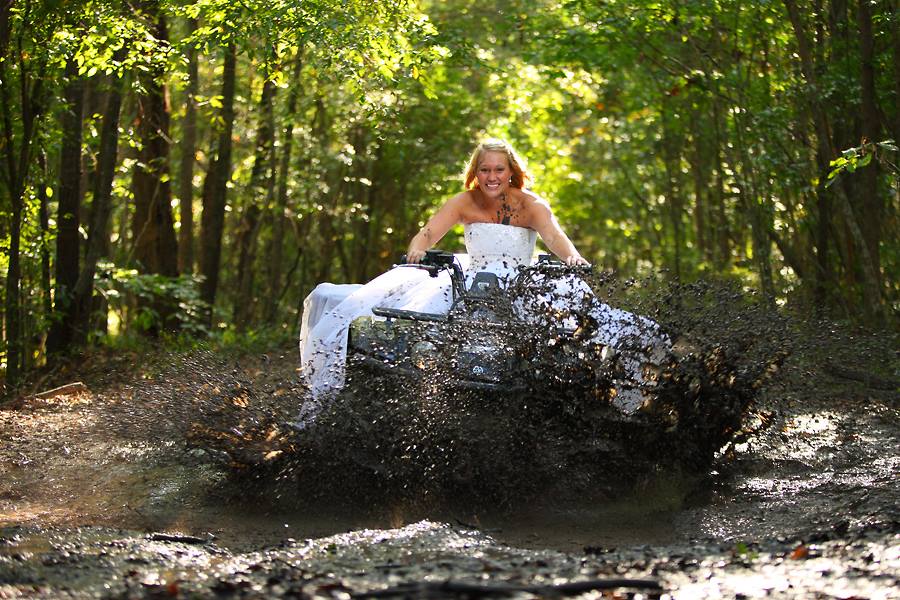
left=827, top=139, right=899, bottom=186
left=1, top=0, right=897, bottom=385
left=93, top=263, right=211, bottom=337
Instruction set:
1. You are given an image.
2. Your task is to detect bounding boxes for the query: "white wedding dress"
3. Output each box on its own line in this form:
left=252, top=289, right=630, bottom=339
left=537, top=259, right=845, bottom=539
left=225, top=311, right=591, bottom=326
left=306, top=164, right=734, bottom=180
left=298, top=222, right=667, bottom=424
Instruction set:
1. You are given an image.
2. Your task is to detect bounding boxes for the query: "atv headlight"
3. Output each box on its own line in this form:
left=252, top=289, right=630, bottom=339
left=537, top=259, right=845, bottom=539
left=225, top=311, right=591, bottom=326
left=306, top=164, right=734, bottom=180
left=457, top=342, right=507, bottom=381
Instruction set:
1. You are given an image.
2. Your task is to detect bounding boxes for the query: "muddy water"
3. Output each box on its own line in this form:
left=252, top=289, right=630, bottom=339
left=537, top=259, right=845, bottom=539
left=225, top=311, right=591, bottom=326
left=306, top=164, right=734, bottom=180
left=1, top=317, right=898, bottom=597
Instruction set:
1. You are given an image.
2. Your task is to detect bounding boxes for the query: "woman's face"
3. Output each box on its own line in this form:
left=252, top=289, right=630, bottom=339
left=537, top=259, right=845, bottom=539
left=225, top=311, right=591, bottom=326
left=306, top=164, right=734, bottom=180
left=476, top=151, right=511, bottom=200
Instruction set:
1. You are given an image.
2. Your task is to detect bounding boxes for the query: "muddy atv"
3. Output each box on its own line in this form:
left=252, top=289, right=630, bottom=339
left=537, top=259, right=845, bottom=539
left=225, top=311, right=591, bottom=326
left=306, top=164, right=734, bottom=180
left=346, top=250, right=608, bottom=394
left=333, top=251, right=761, bottom=489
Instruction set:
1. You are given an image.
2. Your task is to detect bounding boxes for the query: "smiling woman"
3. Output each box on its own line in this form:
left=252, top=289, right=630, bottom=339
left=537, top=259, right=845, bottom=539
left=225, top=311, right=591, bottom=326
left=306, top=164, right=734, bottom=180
left=406, top=138, right=588, bottom=267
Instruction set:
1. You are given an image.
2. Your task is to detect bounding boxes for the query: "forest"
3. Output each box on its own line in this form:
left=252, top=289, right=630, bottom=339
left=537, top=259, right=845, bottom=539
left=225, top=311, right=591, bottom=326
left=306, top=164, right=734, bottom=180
left=1, top=0, right=897, bottom=389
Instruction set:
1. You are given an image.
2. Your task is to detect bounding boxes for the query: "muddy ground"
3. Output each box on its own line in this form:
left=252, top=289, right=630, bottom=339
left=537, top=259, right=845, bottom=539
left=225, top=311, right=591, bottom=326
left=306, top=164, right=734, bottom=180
left=0, top=321, right=898, bottom=598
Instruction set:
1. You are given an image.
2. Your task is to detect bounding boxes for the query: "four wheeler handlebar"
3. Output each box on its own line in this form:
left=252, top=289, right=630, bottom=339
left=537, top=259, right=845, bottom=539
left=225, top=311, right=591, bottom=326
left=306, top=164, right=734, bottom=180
left=398, top=250, right=467, bottom=302
left=397, top=250, right=594, bottom=305
left=528, top=253, right=594, bottom=275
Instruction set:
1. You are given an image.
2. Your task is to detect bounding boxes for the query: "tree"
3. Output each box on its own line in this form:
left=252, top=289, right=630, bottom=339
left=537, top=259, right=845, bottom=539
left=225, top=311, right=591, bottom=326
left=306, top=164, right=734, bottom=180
left=262, top=53, right=303, bottom=324
left=198, top=41, right=236, bottom=324
left=72, top=58, right=126, bottom=344
left=1, top=1, right=60, bottom=386
left=177, top=16, right=198, bottom=275
left=130, top=0, right=179, bottom=333
left=782, top=0, right=884, bottom=322
left=232, top=76, right=275, bottom=328
left=46, top=57, right=85, bottom=353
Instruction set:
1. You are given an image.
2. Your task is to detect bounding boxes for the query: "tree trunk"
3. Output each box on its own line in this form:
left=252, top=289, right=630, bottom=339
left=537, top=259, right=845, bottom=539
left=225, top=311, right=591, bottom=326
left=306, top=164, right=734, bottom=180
left=73, top=67, right=124, bottom=343
left=358, top=143, right=380, bottom=282
left=892, top=0, right=900, bottom=148
left=233, top=77, right=276, bottom=328
left=710, top=96, right=731, bottom=270
left=689, top=114, right=711, bottom=266
left=46, top=58, right=85, bottom=354
left=784, top=0, right=834, bottom=310
left=131, top=1, right=179, bottom=334
left=732, top=32, right=777, bottom=303
left=0, top=18, right=48, bottom=388
left=823, top=0, right=863, bottom=297
left=0, top=3, right=8, bottom=57
left=856, top=0, right=882, bottom=281
left=1, top=110, right=18, bottom=388
left=199, top=42, right=237, bottom=323
left=660, top=103, right=683, bottom=279
left=768, top=226, right=807, bottom=282
left=37, top=152, right=52, bottom=318
left=4, top=195, right=23, bottom=388
left=726, top=120, right=776, bottom=303
left=264, top=56, right=303, bottom=324
left=177, top=17, right=198, bottom=275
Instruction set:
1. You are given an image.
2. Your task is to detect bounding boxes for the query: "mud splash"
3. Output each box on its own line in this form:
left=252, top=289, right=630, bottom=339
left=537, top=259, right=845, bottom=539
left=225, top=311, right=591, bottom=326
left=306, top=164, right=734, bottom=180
left=251, top=275, right=794, bottom=511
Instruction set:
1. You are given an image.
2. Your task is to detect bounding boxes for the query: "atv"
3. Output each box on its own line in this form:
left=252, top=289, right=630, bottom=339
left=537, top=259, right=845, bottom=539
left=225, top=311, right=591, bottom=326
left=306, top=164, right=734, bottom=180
left=346, top=249, right=605, bottom=394
left=335, top=251, right=762, bottom=486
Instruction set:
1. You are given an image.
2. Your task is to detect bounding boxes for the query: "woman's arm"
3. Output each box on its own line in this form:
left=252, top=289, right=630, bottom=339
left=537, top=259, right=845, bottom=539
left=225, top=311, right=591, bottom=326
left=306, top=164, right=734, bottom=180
left=406, top=193, right=466, bottom=263
left=528, top=198, right=590, bottom=266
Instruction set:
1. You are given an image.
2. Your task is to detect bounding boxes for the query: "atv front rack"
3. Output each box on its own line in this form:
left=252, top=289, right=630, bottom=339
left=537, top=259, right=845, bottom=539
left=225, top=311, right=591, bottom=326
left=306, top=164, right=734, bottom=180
left=348, top=249, right=598, bottom=394
left=372, top=307, right=447, bottom=323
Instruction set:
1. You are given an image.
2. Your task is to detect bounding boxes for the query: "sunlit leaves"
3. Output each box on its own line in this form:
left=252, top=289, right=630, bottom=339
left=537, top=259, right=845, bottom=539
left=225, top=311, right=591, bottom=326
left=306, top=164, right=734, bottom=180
left=827, top=139, right=899, bottom=188
left=169, top=0, right=440, bottom=99
left=72, top=3, right=169, bottom=80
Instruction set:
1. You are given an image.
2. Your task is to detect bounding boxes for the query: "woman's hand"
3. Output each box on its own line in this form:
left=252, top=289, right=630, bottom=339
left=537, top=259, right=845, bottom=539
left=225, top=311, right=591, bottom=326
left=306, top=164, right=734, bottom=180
left=565, top=253, right=590, bottom=267
left=406, top=248, right=426, bottom=264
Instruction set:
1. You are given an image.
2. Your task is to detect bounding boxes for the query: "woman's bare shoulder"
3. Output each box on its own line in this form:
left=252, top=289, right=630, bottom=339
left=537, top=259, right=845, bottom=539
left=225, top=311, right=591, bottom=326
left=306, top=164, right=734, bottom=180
left=434, top=190, right=472, bottom=214
left=446, top=189, right=481, bottom=217
left=444, top=189, right=476, bottom=207
left=514, top=189, right=552, bottom=214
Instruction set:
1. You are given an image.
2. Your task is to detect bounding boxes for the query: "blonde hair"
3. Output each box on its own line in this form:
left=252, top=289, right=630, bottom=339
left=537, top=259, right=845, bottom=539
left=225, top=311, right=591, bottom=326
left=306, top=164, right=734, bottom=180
left=463, top=138, right=532, bottom=190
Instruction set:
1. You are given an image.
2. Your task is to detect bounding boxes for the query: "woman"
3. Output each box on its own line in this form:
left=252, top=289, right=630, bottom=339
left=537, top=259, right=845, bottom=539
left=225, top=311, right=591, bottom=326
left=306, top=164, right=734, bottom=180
left=298, top=139, right=666, bottom=423
left=406, top=139, right=588, bottom=267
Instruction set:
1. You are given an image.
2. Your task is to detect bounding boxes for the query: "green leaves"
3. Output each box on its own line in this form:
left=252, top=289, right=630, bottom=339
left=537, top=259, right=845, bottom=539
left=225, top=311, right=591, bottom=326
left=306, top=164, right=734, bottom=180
left=94, top=263, right=212, bottom=336
left=826, top=139, right=898, bottom=188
